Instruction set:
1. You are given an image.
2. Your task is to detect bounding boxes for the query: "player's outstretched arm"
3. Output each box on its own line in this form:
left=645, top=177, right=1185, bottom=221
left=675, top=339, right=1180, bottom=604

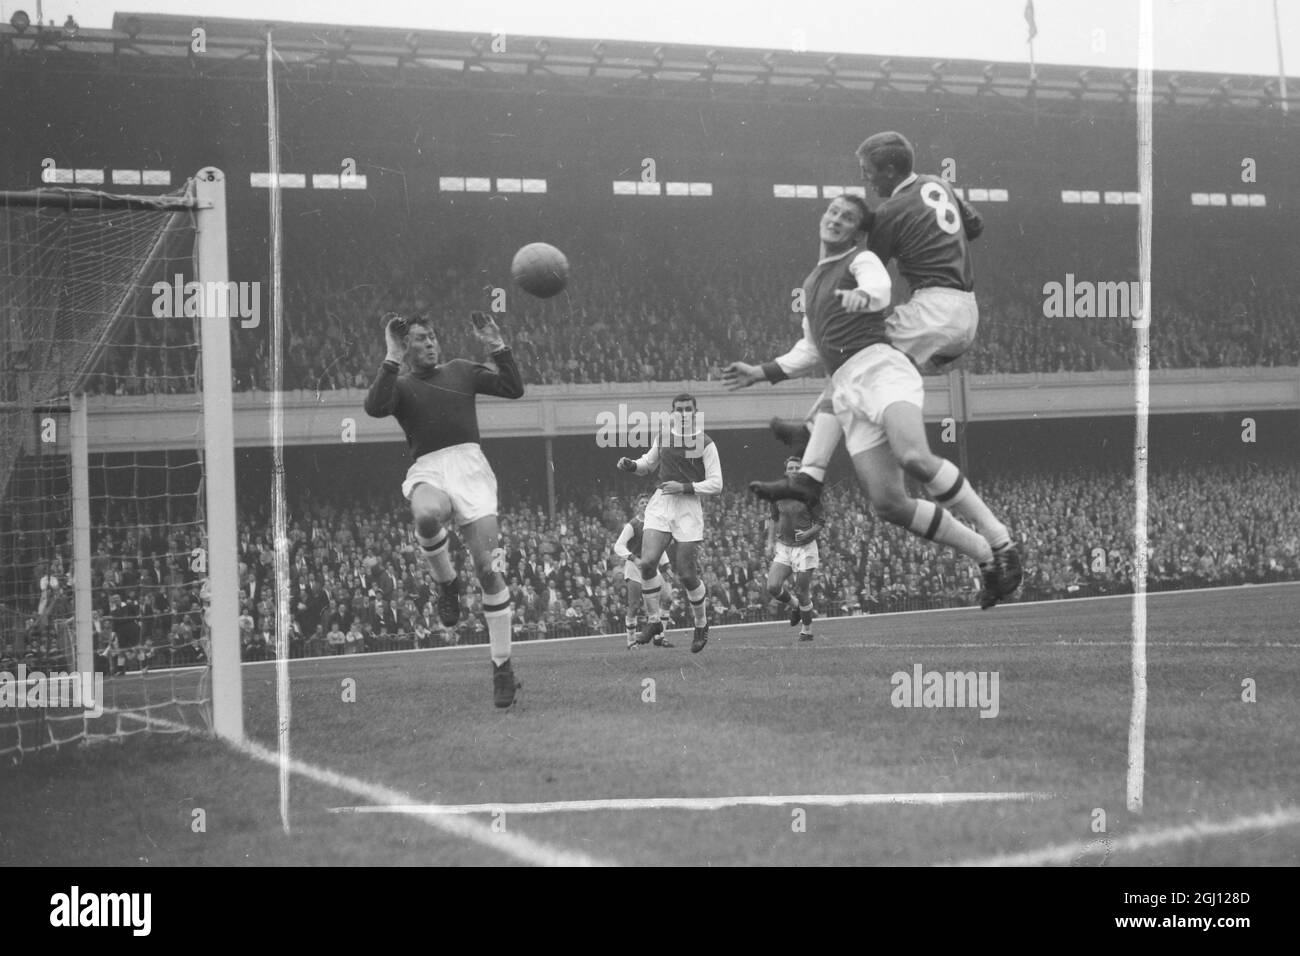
left=723, top=316, right=821, bottom=390
left=363, top=314, right=407, bottom=417
left=469, top=312, right=525, bottom=399
left=618, top=437, right=661, bottom=477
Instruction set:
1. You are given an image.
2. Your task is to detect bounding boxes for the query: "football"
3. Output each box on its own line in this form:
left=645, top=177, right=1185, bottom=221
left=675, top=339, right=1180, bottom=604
left=511, top=242, right=569, bottom=298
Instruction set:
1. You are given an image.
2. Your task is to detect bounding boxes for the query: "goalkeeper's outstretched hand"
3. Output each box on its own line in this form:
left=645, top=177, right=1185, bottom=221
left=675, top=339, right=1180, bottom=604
left=383, top=313, right=407, bottom=363
left=471, top=311, right=506, bottom=353
left=617, top=457, right=638, bottom=473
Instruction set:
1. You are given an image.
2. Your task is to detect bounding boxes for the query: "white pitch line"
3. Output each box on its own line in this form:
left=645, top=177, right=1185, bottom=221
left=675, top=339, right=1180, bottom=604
left=946, top=806, right=1300, bottom=867
left=239, top=580, right=1300, bottom=667
left=720, top=640, right=1300, bottom=652
left=120, top=712, right=614, bottom=867
left=329, top=790, right=1055, bottom=815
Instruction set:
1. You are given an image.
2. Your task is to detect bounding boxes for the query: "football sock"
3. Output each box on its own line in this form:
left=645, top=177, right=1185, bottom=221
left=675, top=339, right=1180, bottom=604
left=800, top=603, right=813, bottom=633
left=799, top=411, right=841, bottom=484
left=417, top=530, right=457, bottom=584
left=483, top=588, right=512, bottom=665
left=641, top=573, right=663, bottom=622
left=924, top=460, right=1011, bottom=551
left=907, top=499, right=994, bottom=565
left=687, top=583, right=707, bottom=626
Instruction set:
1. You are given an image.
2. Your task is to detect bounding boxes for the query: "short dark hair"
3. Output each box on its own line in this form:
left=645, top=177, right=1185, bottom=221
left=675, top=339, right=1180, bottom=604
left=856, top=131, right=915, bottom=176
left=671, top=392, right=697, bottom=410
left=836, top=194, right=872, bottom=233
left=405, top=314, right=437, bottom=338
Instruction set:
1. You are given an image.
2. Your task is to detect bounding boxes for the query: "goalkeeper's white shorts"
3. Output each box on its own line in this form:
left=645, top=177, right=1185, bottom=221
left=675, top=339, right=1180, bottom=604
left=402, top=443, right=499, bottom=526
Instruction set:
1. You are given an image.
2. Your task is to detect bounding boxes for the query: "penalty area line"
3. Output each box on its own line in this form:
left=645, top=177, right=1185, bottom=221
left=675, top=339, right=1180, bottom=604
left=945, top=805, right=1300, bottom=867
left=119, top=712, right=615, bottom=867
left=329, top=790, right=1055, bottom=815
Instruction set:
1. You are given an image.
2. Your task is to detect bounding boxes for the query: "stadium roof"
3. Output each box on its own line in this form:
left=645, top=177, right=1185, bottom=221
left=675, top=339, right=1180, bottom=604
left=0, top=11, right=1293, bottom=122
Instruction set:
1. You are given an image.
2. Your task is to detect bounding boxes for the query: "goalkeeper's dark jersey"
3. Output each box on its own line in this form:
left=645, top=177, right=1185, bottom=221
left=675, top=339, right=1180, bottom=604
left=364, top=349, right=524, bottom=458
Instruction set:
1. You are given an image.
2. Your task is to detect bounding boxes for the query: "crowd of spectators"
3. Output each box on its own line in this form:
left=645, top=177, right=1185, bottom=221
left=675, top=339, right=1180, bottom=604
left=79, top=205, right=1300, bottom=396
left=7, top=459, right=1295, bottom=672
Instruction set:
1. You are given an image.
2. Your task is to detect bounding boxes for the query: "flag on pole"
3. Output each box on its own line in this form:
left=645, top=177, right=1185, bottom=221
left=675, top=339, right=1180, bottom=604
left=1025, top=0, right=1038, bottom=82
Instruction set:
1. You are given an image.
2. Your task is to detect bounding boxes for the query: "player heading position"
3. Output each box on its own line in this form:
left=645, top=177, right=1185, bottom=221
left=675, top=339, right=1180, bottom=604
left=723, top=195, right=1019, bottom=609
left=616, top=394, right=722, bottom=653
left=613, top=494, right=674, bottom=648
left=364, top=311, right=525, bottom=707
left=766, top=456, right=823, bottom=642
left=756, top=130, right=1021, bottom=605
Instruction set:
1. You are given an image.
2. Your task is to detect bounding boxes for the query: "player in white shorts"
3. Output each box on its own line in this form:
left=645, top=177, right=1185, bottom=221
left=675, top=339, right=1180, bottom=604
left=724, top=194, right=1021, bottom=610
left=612, top=494, right=674, bottom=648
left=766, top=457, right=824, bottom=642
left=616, top=393, right=723, bottom=653
left=364, top=311, right=526, bottom=707
left=765, top=131, right=1021, bottom=602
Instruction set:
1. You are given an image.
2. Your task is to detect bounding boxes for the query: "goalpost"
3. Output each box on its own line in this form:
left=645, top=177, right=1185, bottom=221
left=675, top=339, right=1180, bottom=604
left=0, top=169, right=242, bottom=756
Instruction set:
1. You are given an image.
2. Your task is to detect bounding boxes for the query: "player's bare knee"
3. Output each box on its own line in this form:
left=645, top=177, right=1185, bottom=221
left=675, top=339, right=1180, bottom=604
left=638, top=559, right=658, bottom=580
left=767, top=581, right=785, bottom=598
left=873, top=497, right=911, bottom=526
left=895, top=447, right=935, bottom=481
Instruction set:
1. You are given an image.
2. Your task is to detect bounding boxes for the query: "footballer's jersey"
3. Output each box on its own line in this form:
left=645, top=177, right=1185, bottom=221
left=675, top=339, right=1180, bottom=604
left=363, top=350, right=524, bottom=458
left=625, top=517, right=645, bottom=560
left=770, top=498, right=825, bottom=547
left=657, top=432, right=714, bottom=484
left=803, top=246, right=892, bottom=375
left=868, top=173, right=979, bottom=292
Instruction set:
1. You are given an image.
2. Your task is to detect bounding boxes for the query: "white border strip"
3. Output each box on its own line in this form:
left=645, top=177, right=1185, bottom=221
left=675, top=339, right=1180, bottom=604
left=330, top=790, right=1055, bottom=815
left=947, top=806, right=1300, bottom=867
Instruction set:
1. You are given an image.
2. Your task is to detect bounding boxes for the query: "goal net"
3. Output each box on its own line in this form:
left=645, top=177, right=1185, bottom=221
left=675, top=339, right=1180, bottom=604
left=0, top=172, right=243, bottom=759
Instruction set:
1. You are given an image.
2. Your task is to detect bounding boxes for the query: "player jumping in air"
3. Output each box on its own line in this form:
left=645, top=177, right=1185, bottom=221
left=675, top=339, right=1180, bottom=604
left=723, top=195, right=1020, bottom=609
left=364, top=311, right=525, bottom=707
left=613, top=494, right=675, bottom=648
left=616, top=394, right=723, bottom=653
left=752, top=130, right=1022, bottom=606
left=766, top=456, right=824, bottom=642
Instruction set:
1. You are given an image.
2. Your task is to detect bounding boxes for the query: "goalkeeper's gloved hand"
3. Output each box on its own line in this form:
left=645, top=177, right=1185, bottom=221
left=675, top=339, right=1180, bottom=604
left=382, top=313, right=407, bottom=363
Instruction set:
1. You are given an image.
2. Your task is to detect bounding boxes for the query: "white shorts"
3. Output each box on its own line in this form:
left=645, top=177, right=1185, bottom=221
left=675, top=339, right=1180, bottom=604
left=401, top=443, right=499, bottom=526
left=829, top=343, right=926, bottom=456
left=643, top=490, right=705, bottom=543
left=886, top=286, right=978, bottom=372
left=773, top=541, right=820, bottom=572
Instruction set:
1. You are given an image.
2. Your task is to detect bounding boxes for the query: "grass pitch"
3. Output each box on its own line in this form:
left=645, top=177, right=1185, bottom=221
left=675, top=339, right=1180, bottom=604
left=3, top=584, right=1297, bottom=866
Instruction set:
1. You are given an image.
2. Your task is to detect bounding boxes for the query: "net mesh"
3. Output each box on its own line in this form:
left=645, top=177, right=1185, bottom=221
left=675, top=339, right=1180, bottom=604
left=1, top=185, right=213, bottom=759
